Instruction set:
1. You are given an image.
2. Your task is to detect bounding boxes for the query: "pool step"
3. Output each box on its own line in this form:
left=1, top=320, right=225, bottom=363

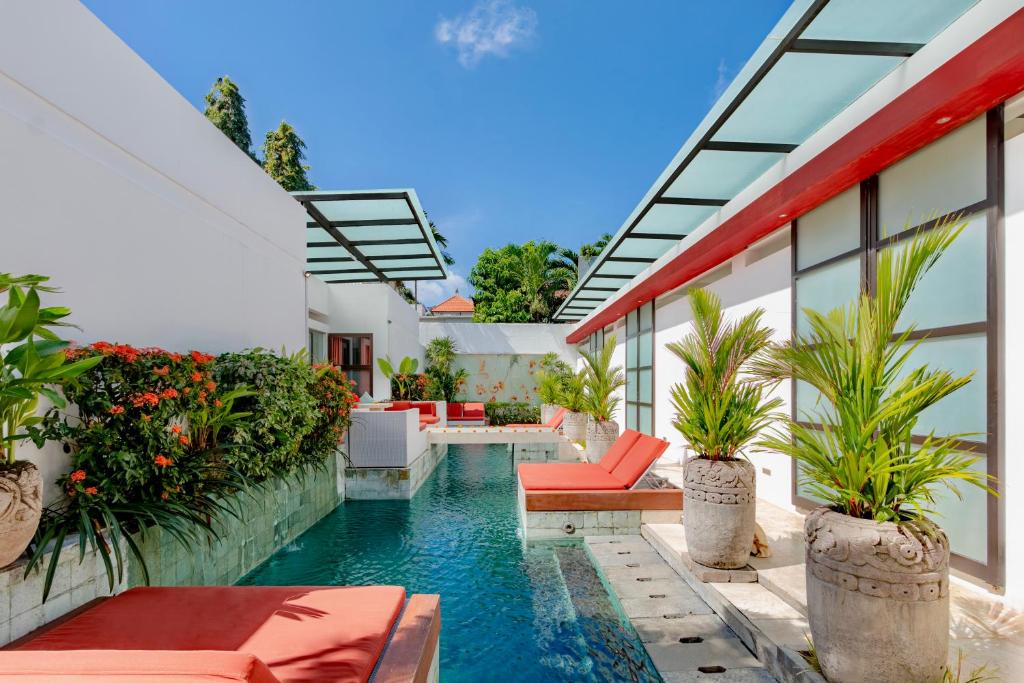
left=585, top=536, right=779, bottom=682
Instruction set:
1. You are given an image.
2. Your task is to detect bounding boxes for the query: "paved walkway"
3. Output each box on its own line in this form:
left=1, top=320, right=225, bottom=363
left=586, top=535, right=778, bottom=682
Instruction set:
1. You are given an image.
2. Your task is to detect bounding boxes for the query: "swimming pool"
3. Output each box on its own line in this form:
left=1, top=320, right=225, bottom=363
left=240, top=443, right=661, bottom=682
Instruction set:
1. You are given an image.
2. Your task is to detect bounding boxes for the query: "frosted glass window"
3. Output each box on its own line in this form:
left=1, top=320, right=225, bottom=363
left=638, top=369, right=653, bottom=401
left=795, top=380, right=836, bottom=423
left=886, top=213, right=987, bottom=331
left=896, top=334, right=987, bottom=440
left=627, top=337, right=637, bottom=366
left=795, top=256, right=860, bottom=336
left=878, top=115, right=986, bottom=236
left=929, top=455, right=988, bottom=563
left=639, top=303, right=653, bottom=331
left=627, top=405, right=638, bottom=430
left=626, top=371, right=638, bottom=401
left=639, top=406, right=653, bottom=435
left=796, top=186, right=860, bottom=269
left=638, top=331, right=653, bottom=366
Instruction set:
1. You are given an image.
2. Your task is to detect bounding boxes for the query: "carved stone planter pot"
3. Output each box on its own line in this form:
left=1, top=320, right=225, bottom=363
left=562, top=411, right=588, bottom=442
left=804, top=507, right=950, bottom=683
left=540, top=403, right=559, bottom=424
left=683, top=457, right=755, bottom=569
left=584, top=419, right=618, bottom=463
left=0, top=461, right=43, bottom=567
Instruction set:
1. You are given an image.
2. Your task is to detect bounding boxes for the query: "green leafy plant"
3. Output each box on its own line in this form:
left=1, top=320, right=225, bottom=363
left=214, top=349, right=318, bottom=479
left=667, top=289, right=781, bottom=461
left=0, top=274, right=102, bottom=466
left=580, top=335, right=626, bottom=423
left=484, top=401, right=540, bottom=426
left=534, top=369, right=563, bottom=405
left=423, top=337, right=469, bottom=402
left=753, top=217, right=992, bottom=522
left=28, top=344, right=249, bottom=600
left=557, top=370, right=588, bottom=412
left=377, top=355, right=420, bottom=400
left=300, top=364, right=359, bottom=466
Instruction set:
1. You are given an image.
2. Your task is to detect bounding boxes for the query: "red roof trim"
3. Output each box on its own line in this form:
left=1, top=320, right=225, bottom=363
left=567, top=9, right=1024, bottom=344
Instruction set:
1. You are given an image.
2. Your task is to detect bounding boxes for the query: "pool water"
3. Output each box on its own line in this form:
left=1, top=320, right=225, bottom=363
left=239, top=443, right=661, bottom=682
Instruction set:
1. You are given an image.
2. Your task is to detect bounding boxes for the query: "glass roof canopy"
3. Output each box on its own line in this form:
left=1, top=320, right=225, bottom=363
left=554, top=0, right=977, bottom=323
left=295, top=189, right=449, bottom=284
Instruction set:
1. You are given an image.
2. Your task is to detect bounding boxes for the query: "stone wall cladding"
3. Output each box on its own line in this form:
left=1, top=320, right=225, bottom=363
left=344, top=443, right=447, bottom=500
left=0, top=452, right=344, bottom=646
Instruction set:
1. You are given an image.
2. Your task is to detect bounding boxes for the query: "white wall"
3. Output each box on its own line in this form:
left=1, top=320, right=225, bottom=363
left=420, top=321, right=578, bottom=361
left=652, top=236, right=793, bottom=508
left=0, top=2, right=308, bottom=500
left=323, top=282, right=424, bottom=399
left=1001, top=128, right=1023, bottom=605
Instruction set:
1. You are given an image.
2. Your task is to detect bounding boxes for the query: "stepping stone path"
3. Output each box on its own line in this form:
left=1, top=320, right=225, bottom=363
left=586, top=535, right=778, bottom=682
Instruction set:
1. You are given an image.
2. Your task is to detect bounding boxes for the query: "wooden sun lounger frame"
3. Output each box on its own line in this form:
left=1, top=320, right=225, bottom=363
left=6, top=592, right=442, bottom=683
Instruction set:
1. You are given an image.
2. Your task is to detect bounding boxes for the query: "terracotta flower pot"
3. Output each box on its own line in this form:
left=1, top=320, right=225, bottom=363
left=804, top=507, right=950, bottom=683
left=562, top=411, right=588, bottom=442
left=0, top=460, right=43, bottom=567
left=682, top=457, right=755, bottom=569
left=584, top=419, right=618, bottom=463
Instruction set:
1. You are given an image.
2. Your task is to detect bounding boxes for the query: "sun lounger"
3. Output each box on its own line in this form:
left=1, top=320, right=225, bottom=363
left=0, top=586, right=440, bottom=683
left=505, top=406, right=567, bottom=429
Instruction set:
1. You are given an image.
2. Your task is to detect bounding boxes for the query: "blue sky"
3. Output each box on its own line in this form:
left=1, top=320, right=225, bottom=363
left=84, top=0, right=789, bottom=305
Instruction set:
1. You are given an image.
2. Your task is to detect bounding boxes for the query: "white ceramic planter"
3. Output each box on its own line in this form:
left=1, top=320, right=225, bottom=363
left=0, top=461, right=42, bottom=567
left=562, top=411, right=588, bottom=442
left=682, top=457, right=755, bottom=569
left=540, top=403, right=559, bottom=424
left=584, top=419, right=619, bottom=463
left=804, top=507, right=950, bottom=683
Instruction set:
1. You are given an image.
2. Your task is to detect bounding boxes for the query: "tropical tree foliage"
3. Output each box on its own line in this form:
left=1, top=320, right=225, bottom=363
left=580, top=334, right=625, bottom=423
left=557, top=370, right=588, bottom=412
left=667, top=289, right=780, bottom=462
left=753, top=218, right=991, bottom=522
left=558, top=232, right=613, bottom=288
left=203, top=76, right=257, bottom=161
left=469, top=241, right=572, bottom=322
left=377, top=355, right=420, bottom=400
left=423, top=337, right=468, bottom=402
left=262, top=121, right=315, bottom=192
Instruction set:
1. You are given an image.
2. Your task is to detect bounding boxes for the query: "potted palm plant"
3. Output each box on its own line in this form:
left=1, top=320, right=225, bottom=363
left=558, top=370, right=589, bottom=442
left=537, top=352, right=571, bottom=423
left=581, top=335, right=626, bottom=462
left=535, top=369, right=562, bottom=424
left=754, top=219, right=990, bottom=683
left=424, top=337, right=468, bottom=404
left=668, top=289, right=780, bottom=569
left=0, top=274, right=101, bottom=567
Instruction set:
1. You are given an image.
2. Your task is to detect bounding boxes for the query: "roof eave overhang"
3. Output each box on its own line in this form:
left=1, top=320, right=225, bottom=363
left=566, top=6, right=1024, bottom=344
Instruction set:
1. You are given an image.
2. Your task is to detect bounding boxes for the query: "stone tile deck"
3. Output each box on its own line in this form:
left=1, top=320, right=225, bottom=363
left=585, top=535, right=779, bottom=682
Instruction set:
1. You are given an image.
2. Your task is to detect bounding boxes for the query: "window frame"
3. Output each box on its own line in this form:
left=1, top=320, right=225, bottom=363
left=626, top=302, right=655, bottom=434
left=788, top=107, right=1004, bottom=586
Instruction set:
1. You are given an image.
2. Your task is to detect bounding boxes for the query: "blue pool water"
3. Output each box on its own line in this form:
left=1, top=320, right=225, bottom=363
left=240, top=444, right=661, bottom=682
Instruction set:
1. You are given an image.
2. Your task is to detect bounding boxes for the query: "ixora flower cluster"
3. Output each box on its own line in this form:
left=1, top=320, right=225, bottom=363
left=27, top=343, right=357, bottom=600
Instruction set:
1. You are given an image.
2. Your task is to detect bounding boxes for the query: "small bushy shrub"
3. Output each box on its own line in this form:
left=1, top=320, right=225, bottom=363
left=214, top=349, right=318, bottom=479
left=485, top=401, right=540, bottom=426
left=300, top=364, right=358, bottom=468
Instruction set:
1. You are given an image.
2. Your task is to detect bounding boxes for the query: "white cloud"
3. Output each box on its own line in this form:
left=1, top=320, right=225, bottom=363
left=415, top=269, right=471, bottom=307
left=435, top=0, right=538, bottom=68
left=712, top=58, right=732, bottom=102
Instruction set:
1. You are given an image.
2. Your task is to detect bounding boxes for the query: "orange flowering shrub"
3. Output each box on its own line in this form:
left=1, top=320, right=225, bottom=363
left=301, top=364, right=359, bottom=467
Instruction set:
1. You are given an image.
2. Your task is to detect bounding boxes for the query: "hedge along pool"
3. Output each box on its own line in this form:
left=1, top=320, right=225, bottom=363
left=239, top=443, right=661, bottom=682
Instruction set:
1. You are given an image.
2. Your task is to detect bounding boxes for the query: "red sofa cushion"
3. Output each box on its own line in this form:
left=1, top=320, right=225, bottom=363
left=14, top=586, right=405, bottom=683
left=597, top=429, right=642, bottom=473
left=419, top=415, right=439, bottom=425
left=463, top=403, right=485, bottom=419
left=0, top=650, right=279, bottom=682
left=411, top=403, right=436, bottom=419
left=610, top=436, right=669, bottom=488
left=447, top=403, right=464, bottom=419
left=517, top=463, right=625, bottom=490
left=387, top=401, right=412, bottom=412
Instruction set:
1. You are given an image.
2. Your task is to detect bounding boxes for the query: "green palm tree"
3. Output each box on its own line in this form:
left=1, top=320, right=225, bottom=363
left=667, top=289, right=780, bottom=461
left=753, top=216, right=992, bottom=523
left=580, top=334, right=625, bottom=422
left=517, top=241, right=572, bottom=322
left=558, top=232, right=613, bottom=288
